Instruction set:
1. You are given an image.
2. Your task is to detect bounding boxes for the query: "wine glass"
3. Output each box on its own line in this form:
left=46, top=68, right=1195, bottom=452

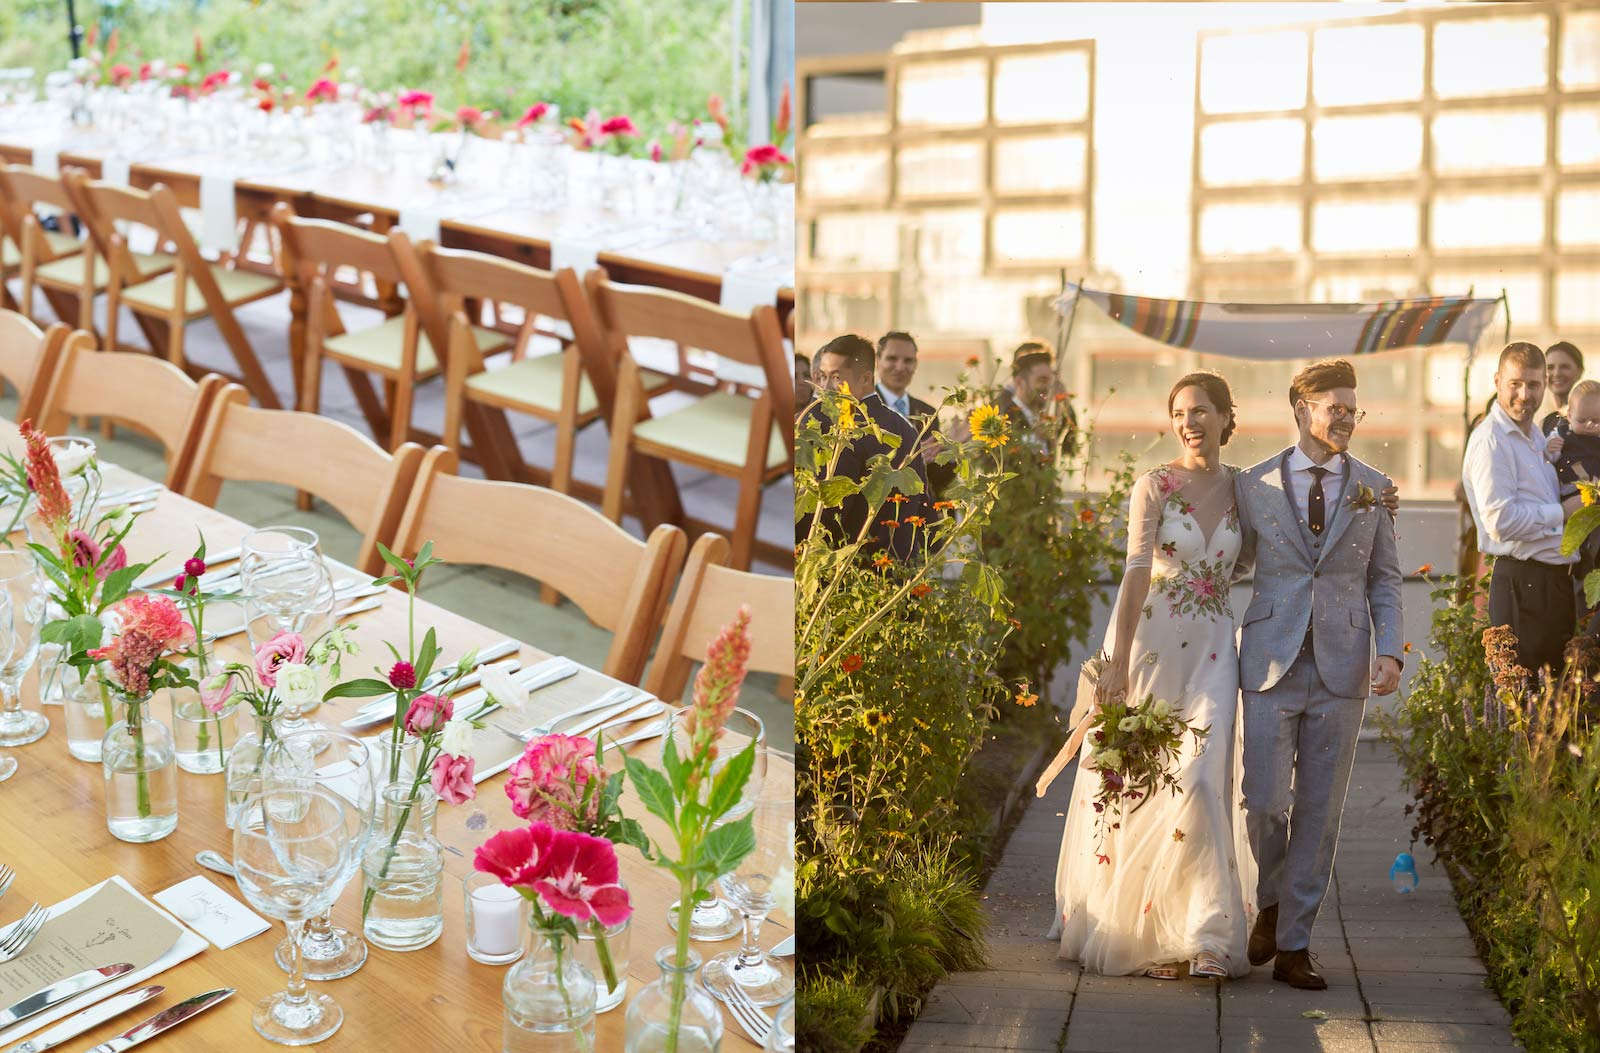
left=245, top=556, right=335, bottom=747
left=702, top=772, right=793, bottom=1005
left=662, top=707, right=767, bottom=941
left=263, top=730, right=379, bottom=981
left=233, top=786, right=356, bottom=1044
left=0, top=551, right=47, bottom=751
left=0, top=592, right=17, bottom=783
left=240, top=527, right=323, bottom=584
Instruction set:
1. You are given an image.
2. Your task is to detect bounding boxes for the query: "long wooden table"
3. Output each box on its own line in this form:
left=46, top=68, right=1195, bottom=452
left=0, top=442, right=787, bottom=1050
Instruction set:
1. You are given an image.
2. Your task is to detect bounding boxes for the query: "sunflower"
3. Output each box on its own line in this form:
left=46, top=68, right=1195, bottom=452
left=1581, top=481, right=1599, bottom=508
left=969, top=404, right=1009, bottom=449
left=862, top=708, right=892, bottom=734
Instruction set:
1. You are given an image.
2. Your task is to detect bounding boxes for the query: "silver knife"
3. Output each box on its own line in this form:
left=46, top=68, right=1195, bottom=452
left=133, top=546, right=242, bottom=590
left=0, top=984, right=163, bottom=1053
left=565, top=690, right=654, bottom=739
left=83, top=989, right=234, bottom=1053
left=0, top=965, right=134, bottom=1031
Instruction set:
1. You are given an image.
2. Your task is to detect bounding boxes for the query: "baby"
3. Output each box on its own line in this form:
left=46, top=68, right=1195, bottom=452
left=1555, top=380, right=1600, bottom=609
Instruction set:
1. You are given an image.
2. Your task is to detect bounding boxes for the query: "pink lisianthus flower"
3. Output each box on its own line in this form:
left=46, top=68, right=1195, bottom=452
left=474, top=823, right=554, bottom=887
left=100, top=544, right=127, bottom=580
left=253, top=631, right=306, bottom=688
left=404, top=692, right=453, bottom=737
left=200, top=673, right=234, bottom=714
left=306, top=77, right=338, bottom=101
left=66, top=528, right=102, bottom=572
left=430, top=752, right=476, bottom=805
left=515, top=102, right=549, bottom=129
left=598, top=115, right=637, bottom=137
left=504, top=733, right=601, bottom=829
left=531, top=828, right=632, bottom=927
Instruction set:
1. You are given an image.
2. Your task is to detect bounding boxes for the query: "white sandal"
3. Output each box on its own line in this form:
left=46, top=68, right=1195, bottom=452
left=1190, top=951, right=1227, bottom=979
left=1144, top=963, right=1182, bottom=980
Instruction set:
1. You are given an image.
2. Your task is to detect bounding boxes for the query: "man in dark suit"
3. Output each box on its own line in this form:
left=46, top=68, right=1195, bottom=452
left=875, top=331, right=954, bottom=499
left=997, top=341, right=1077, bottom=455
left=798, top=334, right=930, bottom=561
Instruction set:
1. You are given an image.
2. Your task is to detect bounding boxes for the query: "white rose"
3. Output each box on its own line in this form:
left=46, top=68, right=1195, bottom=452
left=481, top=664, right=527, bottom=710
left=440, top=717, right=475, bottom=757
left=1117, top=716, right=1141, bottom=733
left=276, top=662, right=319, bottom=708
left=1151, top=698, right=1172, bottom=720
left=1096, top=748, right=1123, bottom=771
left=52, top=440, right=93, bottom=477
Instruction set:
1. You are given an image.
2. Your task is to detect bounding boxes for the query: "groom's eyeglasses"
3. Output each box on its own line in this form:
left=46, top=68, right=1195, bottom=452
left=1303, top=399, right=1367, bottom=424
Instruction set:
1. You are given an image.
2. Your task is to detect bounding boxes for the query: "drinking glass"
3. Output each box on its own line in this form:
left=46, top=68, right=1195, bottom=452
left=245, top=556, right=335, bottom=746
left=702, top=776, right=793, bottom=1005
left=233, top=786, right=356, bottom=1044
left=240, top=526, right=323, bottom=584
left=661, top=708, right=767, bottom=941
left=264, top=730, right=379, bottom=981
left=0, top=550, right=47, bottom=750
left=0, top=593, right=16, bottom=782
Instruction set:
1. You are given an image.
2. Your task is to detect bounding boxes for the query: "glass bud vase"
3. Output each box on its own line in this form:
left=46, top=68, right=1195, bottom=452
left=61, top=664, right=114, bottom=763
left=625, top=947, right=722, bottom=1053
left=574, top=906, right=630, bottom=1014
left=223, top=712, right=278, bottom=829
left=170, top=653, right=233, bottom=774
left=362, top=782, right=445, bottom=952
left=502, top=918, right=597, bottom=1053
left=102, top=701, right=178, bottom=843
left=373, top=728, right=421, bottom=787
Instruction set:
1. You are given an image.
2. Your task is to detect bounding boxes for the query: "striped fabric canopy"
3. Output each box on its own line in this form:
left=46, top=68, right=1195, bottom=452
left=1055, top=284, right=1504, bottom=361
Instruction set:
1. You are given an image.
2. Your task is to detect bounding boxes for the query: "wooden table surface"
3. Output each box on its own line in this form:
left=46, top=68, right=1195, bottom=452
left=0, top=126, right=793, bottom=310
left=0, top=434, right=788, bottom=1051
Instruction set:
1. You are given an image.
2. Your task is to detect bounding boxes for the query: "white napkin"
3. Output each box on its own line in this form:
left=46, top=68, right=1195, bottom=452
left=101, top=155, right=131, bottom=188
left=397, top=204, right=442, bottom=245
left=198, top=170, right=237, bottom=255
left=31, top=143, right=59, bottom=178
left=550, top=238, right=601, bottom=275
left=715, top=268, right=788, bottom=387
left=0, top=877, right=207, bottom=1046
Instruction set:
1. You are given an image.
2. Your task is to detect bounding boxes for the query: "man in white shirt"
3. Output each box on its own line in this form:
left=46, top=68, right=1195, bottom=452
left=1463, top=342, right=1584, bottom=675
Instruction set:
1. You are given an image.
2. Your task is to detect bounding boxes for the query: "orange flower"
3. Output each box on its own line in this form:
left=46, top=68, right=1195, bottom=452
left=1172, top=829, right=1185, bottom=842
left=872, top=552, right=892, bottom=569
left=1008, top=617, right=1021, bottom=628
left=841, top=653, right=863, bottom=674
left=911, top=583, right=932, bottom=598
left=1404, top=642, right=1414, bottom=654
left=1416, top=563, right=1433, bottom=575
left=1015, top=686, right=1038, bottom=707
left=880, top=519, right=900, bottom=528
left=1078, top=508, right=1095, bottom=524
left=965, top=355, right=980, bottom=367
left=933, top=500, right=956, bottom=511
left=888, top=494, right=908, bottom=505
left=904, top=515, right=926, bottom=527
left=1053, top=392, right=1068, bottom=402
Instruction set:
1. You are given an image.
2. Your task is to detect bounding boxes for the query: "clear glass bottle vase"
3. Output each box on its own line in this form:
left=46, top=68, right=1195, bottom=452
left=362, top=781, right=445, bottom=952
left=60, top=662, right=114, bottom=763
left=502, top=917, right=598, bottom=1053
left=624, top=946, right=722, bottom=1053
left=574, top=906, right=630, bottom=1014
left=224, top=711, right=279, bottom=829
left=101, top=699, right=178, bottom=843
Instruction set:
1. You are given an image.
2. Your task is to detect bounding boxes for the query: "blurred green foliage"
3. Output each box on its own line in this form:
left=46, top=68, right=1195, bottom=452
left=0, top=0, right=743, bottom=132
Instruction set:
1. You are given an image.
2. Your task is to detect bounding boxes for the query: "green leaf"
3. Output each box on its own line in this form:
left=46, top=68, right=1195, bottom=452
left=1586, top=569, right=1600, bottom=609
left=414, top=628, right=439, bottom=683
left=623, top=756, right=677, bottom=832
left=193, top=530, right=207, bottom=563
left=376, top=542, right=411, bottom=576
left=1563, top=503, right=1600, bottom=556
left=322, top=677, right=392, bottom=701
left=861, top=464, right=924, bottom=513
left=98, top=564, right=141, bottom=608
left=705, top=741, right=757, bottom=823
left=817, top=476, right=860, bottom=508
left=613, top=817, right=651, bottom=858
left=698, top=815, right=756, bottom=877
left=660, top=727, right=687, bottom=798
left=40, top=614, right=103, bottom=655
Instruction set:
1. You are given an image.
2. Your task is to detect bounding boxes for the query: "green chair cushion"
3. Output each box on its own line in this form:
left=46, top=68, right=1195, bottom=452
left=1, top=230, right=81, bottom=269
left=121, top=266, right=280, bottom=314
left=325, top=315, right=507, bottom=375
left=466, top=354, right=669, bottom=415
left=34, top=250, right=174, bottom=290
left=634, top=390, right=787, bottom=471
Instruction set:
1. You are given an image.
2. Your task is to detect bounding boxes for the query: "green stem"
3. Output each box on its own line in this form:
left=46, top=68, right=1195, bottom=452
left=536, top=911, right=591, bottom=1053
left=362, top=771, right=425, bottom=920
left=130, top=700, right=150, bottom=819
left=666, top=870, right=695, bottom=1053
left=590, top=920, right=620, bottom=993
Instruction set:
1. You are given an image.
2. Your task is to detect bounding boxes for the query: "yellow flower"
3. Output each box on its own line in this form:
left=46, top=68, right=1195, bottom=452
left=1581, top=481, right=1598, bottom=508
left=862, top=708, right=892, bottom=734
left=969, top=404, right=1009, bottom=449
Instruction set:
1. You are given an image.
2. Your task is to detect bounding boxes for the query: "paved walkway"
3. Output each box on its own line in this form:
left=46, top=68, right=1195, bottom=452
left=900, top=741, right=1521, bottom=1053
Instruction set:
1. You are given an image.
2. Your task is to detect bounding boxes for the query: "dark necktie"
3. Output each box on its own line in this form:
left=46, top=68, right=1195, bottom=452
left=1308, top=465, right=1328, bottom=536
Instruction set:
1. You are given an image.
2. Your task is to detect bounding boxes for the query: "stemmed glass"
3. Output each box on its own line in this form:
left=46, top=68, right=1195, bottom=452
left=0, top=593, right=17, bottom=783
left=702, top=772, right=794, bottom=1005
left=233, top=786, right=357, bottom=1045
left=245, top=548, right=335, bottom=747
left=263, top=730, right=379, bottom=982
left=662, top=708, right=767, bottom=941
left=0, top=551, right=47, bottom=752
left=240, top=527, right=323, bottom=584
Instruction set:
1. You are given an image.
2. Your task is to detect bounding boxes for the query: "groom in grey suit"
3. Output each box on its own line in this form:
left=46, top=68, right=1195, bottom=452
left=1234, top=359, right=1404, bottom=990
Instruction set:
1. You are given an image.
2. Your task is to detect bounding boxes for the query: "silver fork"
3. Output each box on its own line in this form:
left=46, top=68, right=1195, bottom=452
left=0, top=864, right=13, bottom=902
left=0, top=903, right=47, bottom=963
left=722, top=981, right=772, bottom=1045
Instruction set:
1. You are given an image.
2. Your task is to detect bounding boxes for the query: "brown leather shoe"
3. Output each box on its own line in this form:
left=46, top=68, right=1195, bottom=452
left=1272, top=948, right=1327, bottom=990
left=1248, top=904, right=1278, bottom=966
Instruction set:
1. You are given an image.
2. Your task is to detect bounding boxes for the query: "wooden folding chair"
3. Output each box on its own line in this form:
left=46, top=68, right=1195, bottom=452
left=0, top=310, right=79, bottom=424
left=179, top=383, right=427, bottom=575
left=643, top=533, right=794, bottom=703
left=35, top=341, right=227, bottom=489
left=415, top=245, right=671, bottom=496
left=270, top=204, right=508, bottom=449
left=0, top=164, right=130, bottom=330
left=63, top=172, right=283, bottom=408
left=590, top=271, right=795, bottom=570
left=392, top=446, right=687, bottom=685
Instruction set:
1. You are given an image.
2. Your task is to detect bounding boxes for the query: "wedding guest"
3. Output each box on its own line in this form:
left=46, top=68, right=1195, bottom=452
left=1542, top=340, right=1585, bottom=438
left=1463, top=342, right=1584, bottom=675
left=795, top=352, right=813, bottom=417
left=997, top=341, right=1077, bottom=453
left=875, top=331, right=952, bottom=497
left=1553, top=380, right=1600, bottom=619
left=799, top=334, right=929, bottom=561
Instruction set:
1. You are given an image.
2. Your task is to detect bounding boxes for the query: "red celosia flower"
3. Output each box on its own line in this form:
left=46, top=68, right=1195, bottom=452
left=683, top=606, right=751, bottom=749
left=21, top=420, right=69, bottom=530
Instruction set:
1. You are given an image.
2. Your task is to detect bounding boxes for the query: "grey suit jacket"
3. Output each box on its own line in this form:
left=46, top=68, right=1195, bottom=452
left=1233, top=449, right=1404, bottom=698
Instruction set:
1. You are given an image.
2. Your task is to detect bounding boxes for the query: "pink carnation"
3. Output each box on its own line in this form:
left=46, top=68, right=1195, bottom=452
left=504, top=734, right=602, bottom=829
left=306, top=77, right=338, bottom=101
left=430, top=752, right=475, bottom=804
left=404, top=692, right=452, bottom=737
left=397, top=89, right=433, bottom=116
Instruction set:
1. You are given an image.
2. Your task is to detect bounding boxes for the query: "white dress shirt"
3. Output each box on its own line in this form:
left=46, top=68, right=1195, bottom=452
left=1462, top=400, right=1573, bottom=565
left=1286, top=445, right=1347, bottom=525
left=876, top=383, right=911, bottom=418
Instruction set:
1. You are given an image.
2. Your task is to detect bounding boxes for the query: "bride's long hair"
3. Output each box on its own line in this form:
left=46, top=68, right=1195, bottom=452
left=1166, top=371, right=1237, bottom=446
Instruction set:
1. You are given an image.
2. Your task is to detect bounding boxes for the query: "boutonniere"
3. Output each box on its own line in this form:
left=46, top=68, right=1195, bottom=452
left=1347, top=481, right=1378, bottom=512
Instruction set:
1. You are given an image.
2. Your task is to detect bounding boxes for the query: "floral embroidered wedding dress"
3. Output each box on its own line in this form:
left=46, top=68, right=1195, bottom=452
left=1046, top=464, right=1257, bottom=977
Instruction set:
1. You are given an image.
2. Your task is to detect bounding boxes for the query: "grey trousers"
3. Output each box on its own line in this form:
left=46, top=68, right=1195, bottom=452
left=1241, top=647, right=1366, bottom=953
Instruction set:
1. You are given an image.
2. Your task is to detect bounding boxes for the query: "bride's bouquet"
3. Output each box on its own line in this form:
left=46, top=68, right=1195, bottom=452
left=1083, top=692, right=1209, bottom=857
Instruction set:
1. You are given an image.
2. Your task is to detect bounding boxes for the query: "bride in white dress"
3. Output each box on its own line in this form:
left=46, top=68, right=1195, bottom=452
left=1044, top=371, right=1256, bottom=980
